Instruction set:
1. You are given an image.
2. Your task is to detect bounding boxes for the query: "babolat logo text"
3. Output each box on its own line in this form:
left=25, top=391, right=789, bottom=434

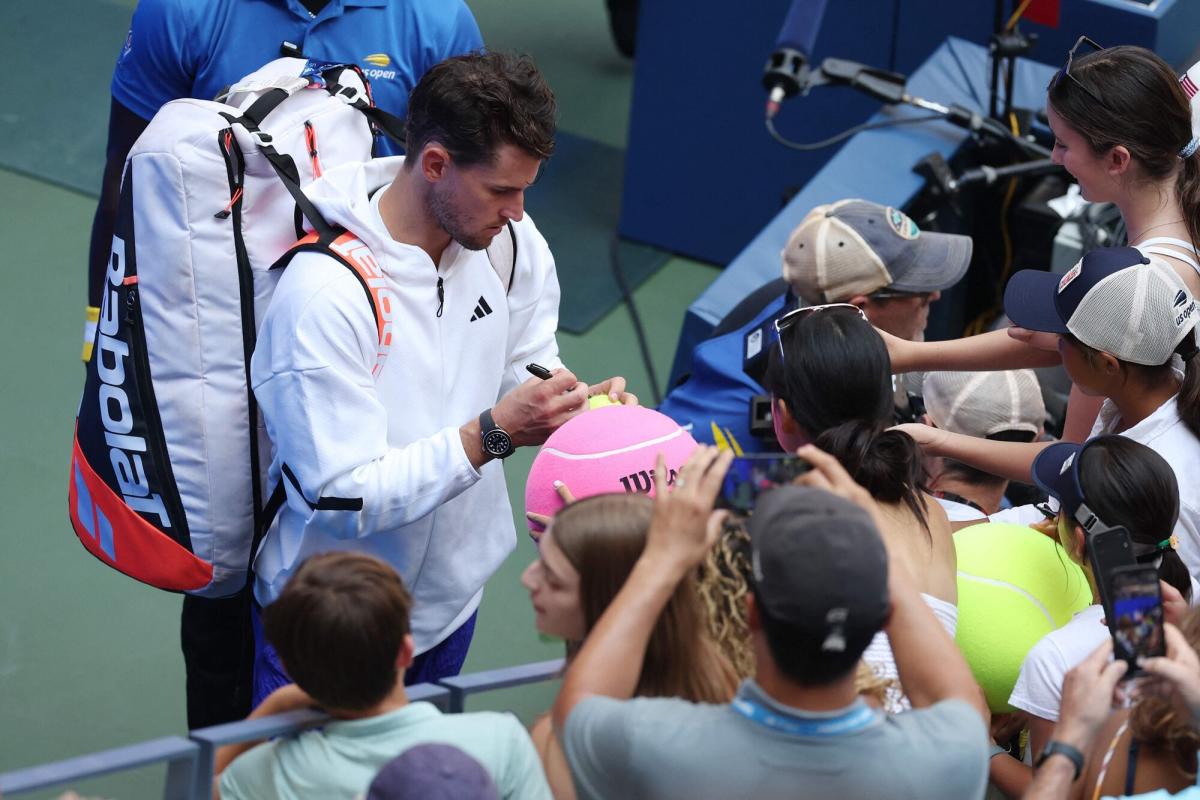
left=96, top=235, right=172, bottom=527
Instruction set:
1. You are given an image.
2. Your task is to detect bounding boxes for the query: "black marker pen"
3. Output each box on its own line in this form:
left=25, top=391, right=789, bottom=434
left=526, top=363, right=553, bottom=380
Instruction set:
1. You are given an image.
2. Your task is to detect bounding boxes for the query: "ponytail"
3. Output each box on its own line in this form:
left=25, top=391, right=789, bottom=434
left=1175, top=333, right=1200, bottom=440
left=1078, top=436, right=1187, bottom=601
left=814, top=419, right=930, bottom=536
left=1176, top=151, right=1200, bottom=261
left=1152, top=546, right=1193, bottom=605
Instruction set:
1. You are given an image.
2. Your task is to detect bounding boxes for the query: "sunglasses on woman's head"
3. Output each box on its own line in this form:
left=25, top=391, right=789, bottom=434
left=1051, top=35, right=1105, bottom=107
left=773, top=303, right=868, bottom=366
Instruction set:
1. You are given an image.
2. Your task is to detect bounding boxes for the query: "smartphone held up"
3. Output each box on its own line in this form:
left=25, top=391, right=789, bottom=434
left=719, top=453, right=811, bottom=513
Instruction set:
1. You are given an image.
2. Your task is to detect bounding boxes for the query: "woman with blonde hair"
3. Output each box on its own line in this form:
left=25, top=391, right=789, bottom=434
left=521, top=492, right=737, bottom=799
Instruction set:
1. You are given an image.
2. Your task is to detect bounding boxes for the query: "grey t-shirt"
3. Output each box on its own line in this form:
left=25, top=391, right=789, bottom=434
left=562, top=679, right=988, bottom=800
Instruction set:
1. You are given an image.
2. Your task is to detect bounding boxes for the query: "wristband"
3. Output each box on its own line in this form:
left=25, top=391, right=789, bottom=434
left=1036, top=740, right=1085, bottom=782
left=81, top=305, right=100, bottom=363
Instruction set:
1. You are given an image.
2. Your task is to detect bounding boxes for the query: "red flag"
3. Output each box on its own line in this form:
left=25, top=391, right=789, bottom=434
left=1022, top=0, right=1061, bottom=28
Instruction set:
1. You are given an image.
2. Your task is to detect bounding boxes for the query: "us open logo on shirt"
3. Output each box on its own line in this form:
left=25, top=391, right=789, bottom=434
left=119, top=28, right=133, bottom=62
left=1058, top=263, right=1082, bottom=293
left=362, top=53, right=396, bottom=81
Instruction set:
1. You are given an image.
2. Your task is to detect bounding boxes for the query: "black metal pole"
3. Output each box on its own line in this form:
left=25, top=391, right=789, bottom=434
left=989, top=0, right=1004, bottom=119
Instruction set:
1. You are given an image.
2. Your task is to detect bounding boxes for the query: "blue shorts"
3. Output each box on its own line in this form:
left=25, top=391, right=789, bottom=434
left=251, top=603, right=477, bottom=708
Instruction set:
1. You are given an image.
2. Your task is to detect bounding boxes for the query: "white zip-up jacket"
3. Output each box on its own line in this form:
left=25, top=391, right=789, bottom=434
left=250, top=157, right=562, bottom=652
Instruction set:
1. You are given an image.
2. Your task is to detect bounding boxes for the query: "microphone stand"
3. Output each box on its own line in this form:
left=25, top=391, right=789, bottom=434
left=799, top=57, right=1050, bottom=158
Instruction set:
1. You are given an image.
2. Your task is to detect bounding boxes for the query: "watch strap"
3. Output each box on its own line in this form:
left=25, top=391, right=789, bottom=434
left=1036, top=740, right=1085, bottom=782
left=479, top=408, right=513, bottom=459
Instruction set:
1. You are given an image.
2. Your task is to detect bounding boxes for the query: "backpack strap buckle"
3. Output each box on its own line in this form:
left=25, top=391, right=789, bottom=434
left=333, top=84, right=368, bottom=108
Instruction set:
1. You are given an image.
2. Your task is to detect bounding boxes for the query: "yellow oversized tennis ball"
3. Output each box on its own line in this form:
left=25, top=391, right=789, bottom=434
left=954, top=522, right=1092, bottom=712
left=588, top=394, right=618, bottom=409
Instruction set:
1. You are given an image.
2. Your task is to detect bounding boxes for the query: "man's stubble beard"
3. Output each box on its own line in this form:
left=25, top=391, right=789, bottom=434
left=429, top=183, right=492, bottom=252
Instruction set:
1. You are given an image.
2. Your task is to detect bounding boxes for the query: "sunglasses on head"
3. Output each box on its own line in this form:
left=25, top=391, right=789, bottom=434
left=1051, top=35, right=1105, bottom=107
left=773, top=303, right=868, bottom=366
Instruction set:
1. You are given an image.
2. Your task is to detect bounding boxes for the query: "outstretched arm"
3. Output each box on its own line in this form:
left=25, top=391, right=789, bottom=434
left=883, top=327, right=1062, bottom=374
left=893, top=425, right=1051, bottom=484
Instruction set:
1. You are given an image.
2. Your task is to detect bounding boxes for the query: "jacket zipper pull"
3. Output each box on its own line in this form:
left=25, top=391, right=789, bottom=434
left=436, top=276, right=444, bottom=318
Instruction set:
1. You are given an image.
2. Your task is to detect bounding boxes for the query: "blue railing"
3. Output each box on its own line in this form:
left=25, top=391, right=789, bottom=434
left=0, top=660, right=564, bottom=800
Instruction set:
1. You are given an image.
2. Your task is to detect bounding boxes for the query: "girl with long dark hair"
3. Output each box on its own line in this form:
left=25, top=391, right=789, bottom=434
left=764, top=304, right=956, bottom=710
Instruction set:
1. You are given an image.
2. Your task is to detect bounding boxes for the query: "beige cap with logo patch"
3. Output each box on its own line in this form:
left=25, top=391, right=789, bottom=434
left=782, top=199, right=972, bottom=304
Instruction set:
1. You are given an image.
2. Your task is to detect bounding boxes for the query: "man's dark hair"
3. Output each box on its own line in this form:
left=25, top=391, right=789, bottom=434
left=753, top=590, right=879, bottom=686
left=263, top=552, right=412, bottom=711
left=405, top=51, right=557, bottom=166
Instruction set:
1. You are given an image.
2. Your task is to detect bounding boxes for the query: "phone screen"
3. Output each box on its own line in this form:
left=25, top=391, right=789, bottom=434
left=1110, top=566, right=1165, bottom=670
left=719, top=454, right=810, bottom=513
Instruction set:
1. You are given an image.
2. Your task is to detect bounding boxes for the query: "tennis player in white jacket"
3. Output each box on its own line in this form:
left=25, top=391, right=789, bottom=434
left=249, top=52, right=633, bottom=701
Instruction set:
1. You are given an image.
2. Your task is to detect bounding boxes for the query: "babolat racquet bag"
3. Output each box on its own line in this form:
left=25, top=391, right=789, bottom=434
left=68, top=57, right=406, bottom=598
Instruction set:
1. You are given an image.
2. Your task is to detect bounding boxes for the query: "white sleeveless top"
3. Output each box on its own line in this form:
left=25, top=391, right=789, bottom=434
left=862, top=593, right=958, bottom=714
left=1137, top=235, right=1200, bottom=277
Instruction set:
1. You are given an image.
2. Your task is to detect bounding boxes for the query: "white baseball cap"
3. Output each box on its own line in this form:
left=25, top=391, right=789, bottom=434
left=922, top=370, right=1046, bottom=439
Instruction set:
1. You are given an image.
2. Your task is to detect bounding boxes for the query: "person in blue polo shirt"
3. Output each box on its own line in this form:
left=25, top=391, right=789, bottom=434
left=83, top=0, right=482, bottom=731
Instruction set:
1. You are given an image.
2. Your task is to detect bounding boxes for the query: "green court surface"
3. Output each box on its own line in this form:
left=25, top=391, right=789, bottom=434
left=0, top=0, right=719, bottom=796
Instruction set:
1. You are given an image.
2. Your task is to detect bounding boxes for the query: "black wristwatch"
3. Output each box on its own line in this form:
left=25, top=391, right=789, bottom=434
left=1036, top=740, right=1085, bottom=782
left=479, top=408, right=514, bottom=459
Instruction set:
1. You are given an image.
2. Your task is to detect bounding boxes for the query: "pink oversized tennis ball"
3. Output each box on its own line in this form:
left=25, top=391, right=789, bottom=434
left=525, top=405, right=699, bottom=531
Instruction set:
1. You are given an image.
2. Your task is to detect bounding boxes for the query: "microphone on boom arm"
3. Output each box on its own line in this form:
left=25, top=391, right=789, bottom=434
left=762, top=0, right=829, bottom=118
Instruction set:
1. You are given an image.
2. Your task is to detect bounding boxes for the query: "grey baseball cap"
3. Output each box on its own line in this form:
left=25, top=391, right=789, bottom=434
left=747, top=485, right=890, bottom=655
left=783, top=199, right=972, bottom=303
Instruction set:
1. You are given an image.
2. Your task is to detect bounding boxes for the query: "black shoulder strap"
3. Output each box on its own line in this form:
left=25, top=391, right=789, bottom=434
left=220, top=111, right=337, bottom=241
left=485, top=221, right=518, bottom=295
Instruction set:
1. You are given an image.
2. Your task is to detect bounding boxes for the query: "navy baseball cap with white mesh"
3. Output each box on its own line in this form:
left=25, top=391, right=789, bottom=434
left=1031, top=441, right=1088, bottom=519
left=1003, top=246, right=1199, bottom=366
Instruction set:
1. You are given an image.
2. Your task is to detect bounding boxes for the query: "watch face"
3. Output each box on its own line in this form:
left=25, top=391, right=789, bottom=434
left=484, top=429, right=512, bottom=456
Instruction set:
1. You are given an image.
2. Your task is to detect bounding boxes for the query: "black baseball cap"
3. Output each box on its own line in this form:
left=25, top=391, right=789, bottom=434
left=747, top=485, right=889, bottom=654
